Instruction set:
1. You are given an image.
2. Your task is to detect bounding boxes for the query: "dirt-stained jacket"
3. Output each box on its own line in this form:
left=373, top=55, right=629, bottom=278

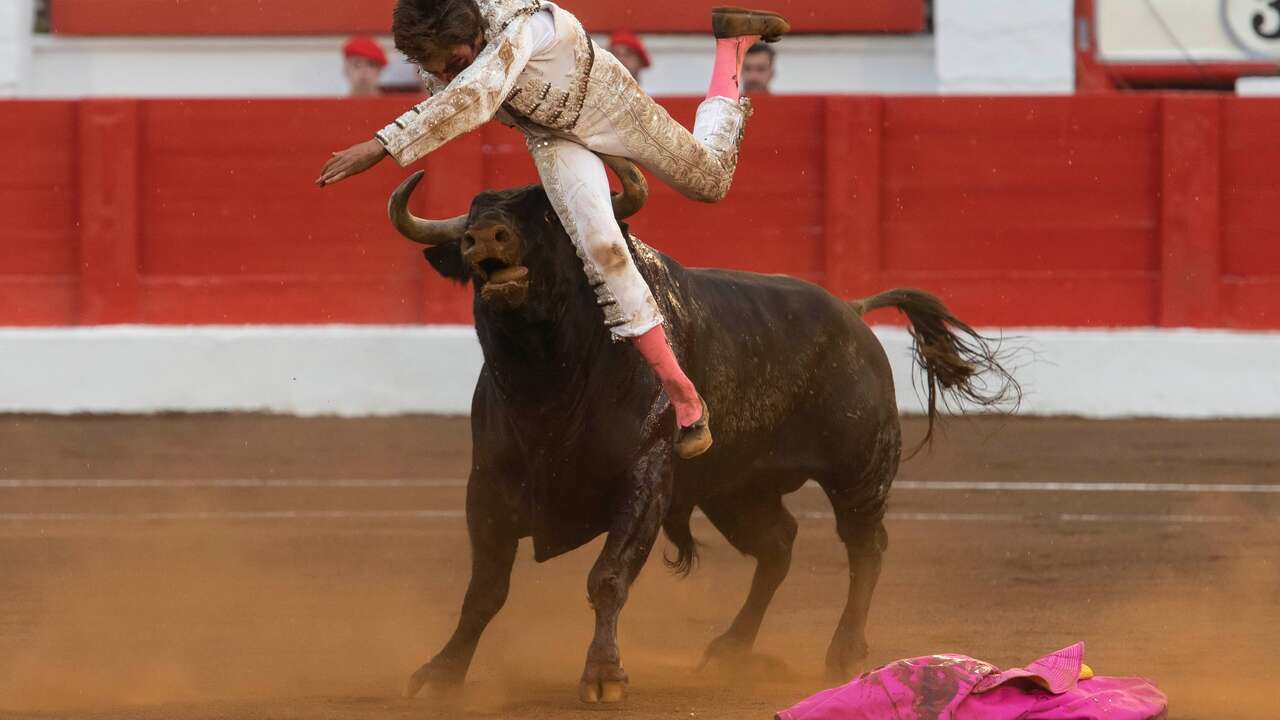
left=375, top=0, right=595, bottom=166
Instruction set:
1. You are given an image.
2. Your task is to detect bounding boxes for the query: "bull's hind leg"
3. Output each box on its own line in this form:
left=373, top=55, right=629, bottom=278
left=700, top=491, right=798, bottom=666
left=580, top=441, right=673, bottom=704
left=822, top=509, right=887, bottom=682
left=816, top=440, right=897, bottom=683
left=405, top=480, right=520, bottom=697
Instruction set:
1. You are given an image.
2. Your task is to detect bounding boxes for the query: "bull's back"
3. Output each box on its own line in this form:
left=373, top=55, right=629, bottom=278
left=671, top=266, right=896, bottom=448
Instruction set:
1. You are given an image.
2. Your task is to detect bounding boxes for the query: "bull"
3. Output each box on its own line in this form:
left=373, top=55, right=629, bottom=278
left=387, top=155, right=1017, bottom=703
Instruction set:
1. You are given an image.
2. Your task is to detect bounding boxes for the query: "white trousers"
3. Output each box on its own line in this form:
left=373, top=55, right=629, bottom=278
left=523, top=50, right=751, bottom=338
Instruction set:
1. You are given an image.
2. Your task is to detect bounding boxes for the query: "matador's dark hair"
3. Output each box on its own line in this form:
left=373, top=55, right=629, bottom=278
left=392, top=0, right=485, bottom=64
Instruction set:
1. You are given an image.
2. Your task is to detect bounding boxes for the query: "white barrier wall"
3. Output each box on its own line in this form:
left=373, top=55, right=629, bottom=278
left=22, top=33, right=937, bottom=98
left=935, top=0, right=1074, bottom=94
left=0, top=0, right=34, bottom=96
left=2, top=326, right=1278, bottom=418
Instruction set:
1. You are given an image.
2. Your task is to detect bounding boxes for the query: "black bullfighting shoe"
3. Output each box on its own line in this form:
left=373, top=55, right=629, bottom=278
left=711, top=7, right=791, bottom=43
left=675, top=395, right=713, bottom=460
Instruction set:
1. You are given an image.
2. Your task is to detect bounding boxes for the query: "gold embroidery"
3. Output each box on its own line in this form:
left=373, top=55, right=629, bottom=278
left=502, top=13, right=594, bottom=131
left=484, top=0, right=542, bottom=38
left=588, top=53, right=751, bottom=203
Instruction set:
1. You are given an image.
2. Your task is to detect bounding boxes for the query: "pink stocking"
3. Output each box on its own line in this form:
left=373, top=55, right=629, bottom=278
left=631, top=325, right=703, bottom=427
left=707, top=35, right=761, bottom=101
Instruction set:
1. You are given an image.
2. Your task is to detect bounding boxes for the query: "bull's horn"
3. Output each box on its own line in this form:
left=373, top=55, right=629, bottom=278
left=387, top=171, right=468, bottom=245
left=599, top=154, right=648, bottom=220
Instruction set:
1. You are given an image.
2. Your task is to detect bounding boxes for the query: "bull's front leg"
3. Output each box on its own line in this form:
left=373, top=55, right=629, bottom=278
left=579, top=441, right=673, bottom=704
left=406, top=479, right=520, bottom=698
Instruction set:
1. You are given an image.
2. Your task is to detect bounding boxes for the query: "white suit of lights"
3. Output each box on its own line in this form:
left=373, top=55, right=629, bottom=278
left=376, top=0, right=752, bottom=337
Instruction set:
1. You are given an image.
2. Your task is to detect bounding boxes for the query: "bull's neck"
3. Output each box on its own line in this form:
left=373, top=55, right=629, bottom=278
left=473, top=289, right=616, bottom=403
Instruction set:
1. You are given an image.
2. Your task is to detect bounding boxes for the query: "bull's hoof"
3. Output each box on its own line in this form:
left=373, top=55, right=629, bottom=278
left=824, top=639, right=870, bottom=685
left=702, top=637, right=796, bottom=681
left=404, top=660, right=463, bottom=699
left=699, top=633, right=751, bottom=669
left=579, top=663, right=629, bottom=704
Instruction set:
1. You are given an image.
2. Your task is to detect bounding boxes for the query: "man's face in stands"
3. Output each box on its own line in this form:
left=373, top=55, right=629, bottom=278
left=741, top=48, right=775, bottom=95
left=344, top=56, right=382, bottom=96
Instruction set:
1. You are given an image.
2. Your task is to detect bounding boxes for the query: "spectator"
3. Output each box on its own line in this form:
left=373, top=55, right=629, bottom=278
left=342, top=36, right=388, bottom=96
left=608, top=30, right=651, bottom=83
left=35, top=0, right=50, bottom=32
left=741, top=41, right=775, bottom=95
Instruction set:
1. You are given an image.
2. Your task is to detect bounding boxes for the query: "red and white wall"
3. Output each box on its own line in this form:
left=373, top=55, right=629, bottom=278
left=3, top=94, right=1279, bottom=417
left=9, top=0, right=939, bottom=97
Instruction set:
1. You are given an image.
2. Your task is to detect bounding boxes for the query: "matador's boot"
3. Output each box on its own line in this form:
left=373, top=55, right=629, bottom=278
left=632, top=325, right=713, bottom=459
left=675, top=394, right=712, bottom=460
left=706, top=7, right=789, bottom=101
left=711, top=7, right=792, bottom=43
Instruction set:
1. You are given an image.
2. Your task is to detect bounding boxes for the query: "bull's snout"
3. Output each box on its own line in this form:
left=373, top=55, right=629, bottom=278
left=464, top=222, right=530, bottom=307
left=463, top=224, right=516, bottom=258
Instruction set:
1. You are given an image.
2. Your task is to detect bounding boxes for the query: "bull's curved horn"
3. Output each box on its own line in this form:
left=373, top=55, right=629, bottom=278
left=599, top=154, right=648, bottom=220
left=387, top=171, right=468, bottom=245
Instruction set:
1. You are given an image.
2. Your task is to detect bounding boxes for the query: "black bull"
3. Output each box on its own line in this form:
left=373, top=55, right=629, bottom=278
left=386, top=157, right=1017, bottom=703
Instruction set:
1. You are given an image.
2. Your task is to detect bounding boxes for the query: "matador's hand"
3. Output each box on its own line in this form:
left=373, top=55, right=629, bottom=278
left=317, top=139, right=388, bottom=187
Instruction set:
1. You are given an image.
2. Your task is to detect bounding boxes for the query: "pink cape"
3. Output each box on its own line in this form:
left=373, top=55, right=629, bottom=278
left=777, top=643, right=1167, bottom=720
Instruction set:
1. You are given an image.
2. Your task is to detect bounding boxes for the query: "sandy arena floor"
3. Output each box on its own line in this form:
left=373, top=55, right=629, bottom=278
left=0, top=414, right=1276, bottom=720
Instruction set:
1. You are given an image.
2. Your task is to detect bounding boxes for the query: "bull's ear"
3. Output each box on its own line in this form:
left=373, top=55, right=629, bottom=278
left=423, top=242, right=468, bottom=284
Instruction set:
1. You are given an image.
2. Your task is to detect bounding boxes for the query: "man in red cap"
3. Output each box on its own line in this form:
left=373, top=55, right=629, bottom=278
left=342, top=36, right=388, bottom=96
left=608, top=30, right=650, bottom=82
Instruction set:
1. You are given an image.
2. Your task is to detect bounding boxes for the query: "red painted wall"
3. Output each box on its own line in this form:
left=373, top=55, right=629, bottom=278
left=3, top=94, right=1277, bottom=329
left=50, top=0, right=923, bottom=35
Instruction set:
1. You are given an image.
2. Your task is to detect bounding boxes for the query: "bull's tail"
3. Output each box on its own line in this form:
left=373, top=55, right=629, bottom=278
left=661, top=507, right=699, bottom=577
left=852, top=288, right=1021, bottom=455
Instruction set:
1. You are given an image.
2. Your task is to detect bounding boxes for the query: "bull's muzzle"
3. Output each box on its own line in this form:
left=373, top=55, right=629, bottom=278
left=466, top=223, right=530, bottom=308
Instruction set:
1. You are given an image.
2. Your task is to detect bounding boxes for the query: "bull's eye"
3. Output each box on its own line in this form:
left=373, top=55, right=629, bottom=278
left=495, top=229, right=510, bottom=244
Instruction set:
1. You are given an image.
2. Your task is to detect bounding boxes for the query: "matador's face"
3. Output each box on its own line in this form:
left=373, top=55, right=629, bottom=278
left=413, top=33, right=484, bottom=83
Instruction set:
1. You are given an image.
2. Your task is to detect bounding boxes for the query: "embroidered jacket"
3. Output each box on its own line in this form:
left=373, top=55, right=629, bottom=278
left=375, top=0, right=594, bottom=166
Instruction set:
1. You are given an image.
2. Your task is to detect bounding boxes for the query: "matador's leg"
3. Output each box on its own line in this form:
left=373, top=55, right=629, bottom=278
left=528, top=135, right=709, bottom=457
left=582, top=8, right=789, bottom=204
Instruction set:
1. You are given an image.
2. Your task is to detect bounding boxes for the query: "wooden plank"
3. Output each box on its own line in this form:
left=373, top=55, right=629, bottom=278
left=0, top=102, right=78, bottom=277
left=1159, top=95, right=1222, bottom=328
left=78, top=100, right=141, bottom=325
left=1221, top=98, right=1280, bottom=277
left=824, top=96, right=882, bottom=300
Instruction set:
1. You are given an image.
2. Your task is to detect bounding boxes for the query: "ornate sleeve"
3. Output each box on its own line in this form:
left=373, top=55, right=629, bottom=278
left=419, top=69, right=448, bottom=96
left=375, top=18, right=534, bottom=166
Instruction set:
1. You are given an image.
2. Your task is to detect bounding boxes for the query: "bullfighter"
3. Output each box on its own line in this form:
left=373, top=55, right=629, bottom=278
left=317, top=0, right=789, bottom=459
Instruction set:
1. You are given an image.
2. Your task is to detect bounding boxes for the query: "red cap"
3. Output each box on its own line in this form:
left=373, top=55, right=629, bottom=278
left=343, top=36, right=388, bottom=68
left=609, top=30, right=651, bottom=69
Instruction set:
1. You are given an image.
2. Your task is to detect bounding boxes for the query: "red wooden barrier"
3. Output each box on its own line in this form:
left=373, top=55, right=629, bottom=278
left=0, top=102, right=78, bottom=325
left=1222, top=99, right=1280, bottom=328
left=51, top=0, right=922, bottom=36
left=2, top=94, right=1277, bottom=329
left=78, top=100, right=142, bottom=324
